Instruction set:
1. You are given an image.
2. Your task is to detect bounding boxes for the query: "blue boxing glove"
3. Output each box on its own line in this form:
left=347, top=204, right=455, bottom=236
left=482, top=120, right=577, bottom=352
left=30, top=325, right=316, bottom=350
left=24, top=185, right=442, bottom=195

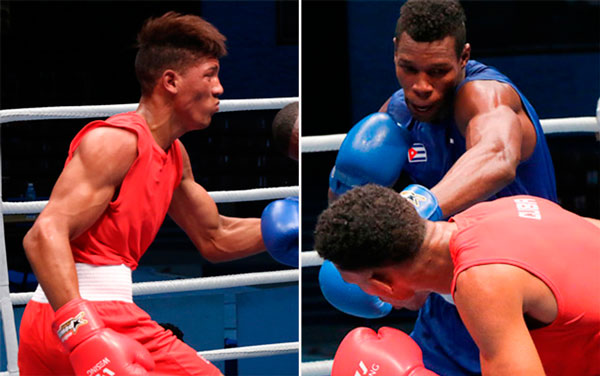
left=261, top=197, right=299, bottom=267
left=330, top=113, right=410, bottom=195
left=400, top=184, right=443, bottom=221
left=319, top=260, right=392, bottom=319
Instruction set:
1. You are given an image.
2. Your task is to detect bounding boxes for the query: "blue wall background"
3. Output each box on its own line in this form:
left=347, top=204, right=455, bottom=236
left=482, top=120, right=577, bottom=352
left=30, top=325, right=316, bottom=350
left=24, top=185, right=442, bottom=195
left=345, top=1, right=599, bottom=123
left=203, top=1, right=298, bottom=100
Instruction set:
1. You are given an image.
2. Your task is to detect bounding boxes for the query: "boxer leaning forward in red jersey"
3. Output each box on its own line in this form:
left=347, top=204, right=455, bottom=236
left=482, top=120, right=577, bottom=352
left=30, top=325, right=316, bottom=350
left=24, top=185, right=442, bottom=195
left=315, top=184, right=600, bottom=376
left=18, top=12, right=299, bottom=376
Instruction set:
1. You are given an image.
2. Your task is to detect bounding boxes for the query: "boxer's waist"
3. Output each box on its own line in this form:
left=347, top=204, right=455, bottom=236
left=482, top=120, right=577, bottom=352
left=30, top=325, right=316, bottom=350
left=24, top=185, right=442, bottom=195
left=31, top=263, right=133, bottom=303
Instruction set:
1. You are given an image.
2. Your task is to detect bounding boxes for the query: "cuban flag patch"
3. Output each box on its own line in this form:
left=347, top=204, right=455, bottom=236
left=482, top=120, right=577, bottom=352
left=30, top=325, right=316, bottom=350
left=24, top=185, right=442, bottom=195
left=408, top=143, right=427, bottom=163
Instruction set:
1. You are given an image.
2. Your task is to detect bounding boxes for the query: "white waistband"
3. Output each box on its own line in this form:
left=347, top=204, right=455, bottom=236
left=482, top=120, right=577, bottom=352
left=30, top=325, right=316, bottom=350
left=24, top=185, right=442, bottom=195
left=32, top=263, right=133, bottom=303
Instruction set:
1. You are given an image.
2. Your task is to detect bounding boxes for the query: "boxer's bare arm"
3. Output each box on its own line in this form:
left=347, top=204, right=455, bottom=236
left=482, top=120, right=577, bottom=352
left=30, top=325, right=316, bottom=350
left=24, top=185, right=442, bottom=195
left=168, top=142, right=265, bottom=263
left=22, top=127, right=137, bottom=311
left=431, top=81, right=536, bottom=216
left=454, top=264, right=546, bottom=375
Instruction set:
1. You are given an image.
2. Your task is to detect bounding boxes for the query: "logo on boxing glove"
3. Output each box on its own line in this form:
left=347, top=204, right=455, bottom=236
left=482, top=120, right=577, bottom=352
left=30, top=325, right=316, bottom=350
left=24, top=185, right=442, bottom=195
left=56, top=311, right=88, bottom=341
left=355, top=360, right=380, bottom=376
left=400, top=190, right=427, bottom=208
left=87, top=357, right=114, bottom=376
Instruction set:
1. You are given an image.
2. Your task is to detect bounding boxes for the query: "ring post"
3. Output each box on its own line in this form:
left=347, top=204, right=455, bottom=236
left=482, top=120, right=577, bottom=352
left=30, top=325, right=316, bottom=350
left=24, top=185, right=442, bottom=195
left=0, top=126, right=20, bottom=375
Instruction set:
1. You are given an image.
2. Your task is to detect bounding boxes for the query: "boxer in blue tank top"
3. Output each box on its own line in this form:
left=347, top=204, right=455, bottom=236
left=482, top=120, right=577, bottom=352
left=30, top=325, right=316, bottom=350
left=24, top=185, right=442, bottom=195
left=386, top=59, right=557, bottom=376
left=324, top=1, right=557, bottom=375
left=383, top=2, right=557, bottom=374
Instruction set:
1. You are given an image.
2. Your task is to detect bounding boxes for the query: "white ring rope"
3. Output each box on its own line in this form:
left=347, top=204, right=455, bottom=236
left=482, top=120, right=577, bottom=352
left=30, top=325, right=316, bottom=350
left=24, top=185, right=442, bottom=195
left=2, top=186, right=299, bottom=215
left=0, top=342, right=300, bottom=376
left=301, top=116, right=600, bottom=153
left=302, top=360, right=334, bottom=376
left=0, top=342, right=301, bottom=376
left=302, top=251, right=324, bottom=267
left=10, top=269, right=298, bottom=306
left=199, top=341, right=299, bottom=361
left=0, top=97, right=299, bottom=124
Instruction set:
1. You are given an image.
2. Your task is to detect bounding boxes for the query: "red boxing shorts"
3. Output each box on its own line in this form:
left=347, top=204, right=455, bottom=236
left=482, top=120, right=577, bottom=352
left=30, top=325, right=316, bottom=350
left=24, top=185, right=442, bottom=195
left=18, top=300, right=222, bottom=376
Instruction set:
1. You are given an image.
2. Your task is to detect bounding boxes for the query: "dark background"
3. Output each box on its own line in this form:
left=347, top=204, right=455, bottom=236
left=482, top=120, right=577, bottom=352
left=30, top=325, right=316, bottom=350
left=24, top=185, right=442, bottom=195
left=302, top=0, right=600, bottom=363
left=1, top=0, right=299, bottom=282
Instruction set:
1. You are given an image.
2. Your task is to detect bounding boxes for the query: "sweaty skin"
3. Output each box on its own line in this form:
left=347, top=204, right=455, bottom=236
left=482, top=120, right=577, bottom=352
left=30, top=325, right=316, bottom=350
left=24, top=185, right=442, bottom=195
left=381, top=33, right=537, bottom=217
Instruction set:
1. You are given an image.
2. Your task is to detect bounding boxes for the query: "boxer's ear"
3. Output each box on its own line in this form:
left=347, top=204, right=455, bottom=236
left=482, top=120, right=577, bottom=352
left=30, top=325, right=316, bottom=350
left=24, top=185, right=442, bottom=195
left=368, top=271, right=393, bottom=295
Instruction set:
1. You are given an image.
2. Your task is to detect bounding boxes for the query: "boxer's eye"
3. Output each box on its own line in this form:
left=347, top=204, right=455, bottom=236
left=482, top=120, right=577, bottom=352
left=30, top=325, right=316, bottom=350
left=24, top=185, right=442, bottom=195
left=428, top=68, right=448, bottom=78
left=400, top=65, right=418, bottom=74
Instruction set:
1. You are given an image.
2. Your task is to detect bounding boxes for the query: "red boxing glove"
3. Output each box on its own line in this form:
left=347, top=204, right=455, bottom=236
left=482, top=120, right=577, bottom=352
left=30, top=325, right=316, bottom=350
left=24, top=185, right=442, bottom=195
left=53, top=298, right=154, bottom=375
left=332, top=327, right=438, bottom=376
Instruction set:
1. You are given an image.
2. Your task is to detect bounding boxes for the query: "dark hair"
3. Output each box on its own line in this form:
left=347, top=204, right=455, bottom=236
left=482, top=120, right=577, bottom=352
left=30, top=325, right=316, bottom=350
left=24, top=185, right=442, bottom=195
left=395, top=0, right=466, bottom=58
left=314, top=184, right=426, bottom=271
left=272, top=102, right=299, bottom=159
left=135, top=11, right=228, bottom=96
left=158, top=322, right=184, bottom=342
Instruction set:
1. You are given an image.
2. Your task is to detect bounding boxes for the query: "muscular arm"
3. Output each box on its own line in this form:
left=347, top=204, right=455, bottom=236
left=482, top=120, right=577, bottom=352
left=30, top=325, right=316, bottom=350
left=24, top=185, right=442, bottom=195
left=168, top=143, right=265, bottom=262
left=22, top=127, right=137, bottom=311
left=431, top=80, right=537, bottom=216
left=454, top=264, right=546, bottom=375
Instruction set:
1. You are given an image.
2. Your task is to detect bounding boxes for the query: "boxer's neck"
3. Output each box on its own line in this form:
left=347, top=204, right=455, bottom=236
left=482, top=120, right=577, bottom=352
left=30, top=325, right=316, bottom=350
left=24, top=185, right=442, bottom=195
left=411, top=221, right=457, bottom=293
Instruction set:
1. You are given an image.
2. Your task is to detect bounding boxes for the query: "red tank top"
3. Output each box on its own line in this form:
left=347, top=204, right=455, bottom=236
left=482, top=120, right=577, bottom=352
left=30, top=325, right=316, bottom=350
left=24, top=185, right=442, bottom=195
left=450, top=196, right=600, bottom=375
left=67, top=112, right=182, bottom=270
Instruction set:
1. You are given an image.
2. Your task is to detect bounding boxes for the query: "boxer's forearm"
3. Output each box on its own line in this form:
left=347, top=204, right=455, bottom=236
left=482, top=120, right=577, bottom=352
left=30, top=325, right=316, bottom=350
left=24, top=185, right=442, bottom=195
left=431, top=144, right=516, bottom=216
left=23, top=224, right=80, bottom=311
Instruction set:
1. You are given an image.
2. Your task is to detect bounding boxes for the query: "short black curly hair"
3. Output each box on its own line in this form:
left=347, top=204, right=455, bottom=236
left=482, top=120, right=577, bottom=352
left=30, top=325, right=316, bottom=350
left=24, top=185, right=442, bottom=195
left=395, top=0, right=466, bottom=58
left=314, top=184, right=426, bottom=271
left=272, top=101, right=299, bottom=159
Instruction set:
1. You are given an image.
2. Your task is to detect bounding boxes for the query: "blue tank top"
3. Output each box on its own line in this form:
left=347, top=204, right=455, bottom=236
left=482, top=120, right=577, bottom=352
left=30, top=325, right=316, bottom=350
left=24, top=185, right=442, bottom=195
left=387, top=60, right=557, bottom=203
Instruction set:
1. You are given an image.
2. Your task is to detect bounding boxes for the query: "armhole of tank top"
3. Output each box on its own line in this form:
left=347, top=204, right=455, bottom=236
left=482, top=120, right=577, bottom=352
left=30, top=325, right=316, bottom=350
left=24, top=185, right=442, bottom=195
left=66, top=120, right=107, bottom=163
left=102, top=124, right=142, bottom=209
left=457, top=78, right=539, bottom=165
left=515, top=96, right=540, bottom=166
left=65, top=118, right=144, bottom=212
left=513, top=262, right=563, bottom=330
left=492, top=79, right=539, bottom=165
left=455, top=259, right=563, bottom=329
left=172, top=139, right=184, bottom=189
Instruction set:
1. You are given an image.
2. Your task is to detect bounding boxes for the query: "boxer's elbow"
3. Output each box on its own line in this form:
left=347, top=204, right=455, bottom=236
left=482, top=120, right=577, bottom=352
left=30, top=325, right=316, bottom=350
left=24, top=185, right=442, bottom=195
left=23, top=217, right=60, bottom=264
left=193, top=230, right=231, bottom=263
left=200, top=246, right=231, bottom=263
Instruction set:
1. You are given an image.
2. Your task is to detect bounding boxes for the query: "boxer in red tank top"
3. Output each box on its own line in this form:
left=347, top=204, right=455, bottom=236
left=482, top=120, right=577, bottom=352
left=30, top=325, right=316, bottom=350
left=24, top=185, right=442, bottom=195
left=19, top=12, right=298, bottom=376
left=314, top=184, right=600, bottom=376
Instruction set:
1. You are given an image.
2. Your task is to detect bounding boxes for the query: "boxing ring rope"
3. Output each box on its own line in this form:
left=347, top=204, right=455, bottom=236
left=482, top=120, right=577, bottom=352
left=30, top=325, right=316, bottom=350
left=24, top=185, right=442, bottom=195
left=200, top=342, right=299, bottom=361
left=0, top=97, right=298, bottom=124
left=0, top=341, right=301, bottom=376
left=301, top=116, right=600, bottom=153
left=2, top=186, right=299, bottom=215
left=10, top=269, right=299, bottom=306
left=299, top=106, right=599, bottom=376
left=0, top=97, right=298, bottom=376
